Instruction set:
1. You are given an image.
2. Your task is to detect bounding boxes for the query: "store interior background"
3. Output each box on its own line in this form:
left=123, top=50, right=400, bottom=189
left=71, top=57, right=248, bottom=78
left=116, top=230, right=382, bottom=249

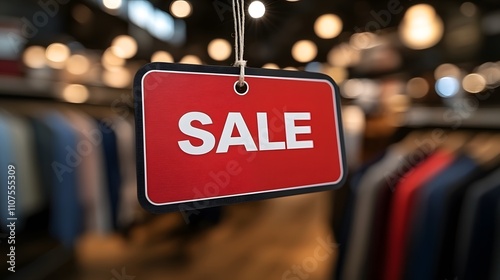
left=1, top=0, right=500, bottom=279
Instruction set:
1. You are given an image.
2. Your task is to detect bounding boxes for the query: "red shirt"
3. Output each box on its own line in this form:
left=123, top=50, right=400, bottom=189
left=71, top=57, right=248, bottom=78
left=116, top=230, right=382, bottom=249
left=383, top=151, right=455, bottom=280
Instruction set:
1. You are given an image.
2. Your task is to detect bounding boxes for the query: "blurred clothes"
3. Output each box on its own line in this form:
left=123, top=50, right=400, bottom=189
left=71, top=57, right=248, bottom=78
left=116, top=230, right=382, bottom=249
left=492, top=203, right=500, bottom=280
left=0, top=111, right=15, bottom=231
left=342, top=145, right=413, bottom=280
left=404, top=154, right=485, bottom=280
left=42, top=112, right=84, bottom=247
left=334, top=133, right=500, bottom=280
left=0, top=108, right=139, bottom=247
left=334, top=151, right=386, bottom=280
left=455, top=168, right=500, bottom=280
left=383, top=150, right=455, bottom=280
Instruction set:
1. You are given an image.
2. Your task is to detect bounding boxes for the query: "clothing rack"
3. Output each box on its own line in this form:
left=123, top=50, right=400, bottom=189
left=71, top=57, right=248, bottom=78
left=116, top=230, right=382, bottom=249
left=334, top=114, right=500, bottom=280
left=0, top=75, right=131, bottom=107
left=401, top=106, right=500, bottom=129
left=0, top=90, right=139, bottom=279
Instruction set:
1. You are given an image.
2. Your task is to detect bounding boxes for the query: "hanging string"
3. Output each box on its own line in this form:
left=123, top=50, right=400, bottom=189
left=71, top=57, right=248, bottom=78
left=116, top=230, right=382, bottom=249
left=232, top=0, right=246, bottom=87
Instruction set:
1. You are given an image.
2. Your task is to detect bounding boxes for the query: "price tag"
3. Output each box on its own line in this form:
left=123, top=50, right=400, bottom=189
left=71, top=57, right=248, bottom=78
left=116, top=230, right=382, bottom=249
left=134, top=63, right=347, bottom=213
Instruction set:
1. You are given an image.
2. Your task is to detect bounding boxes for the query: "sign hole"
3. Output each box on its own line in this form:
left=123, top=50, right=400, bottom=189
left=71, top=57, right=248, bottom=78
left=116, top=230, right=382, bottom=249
left=234, top=81, right=249, bottom=96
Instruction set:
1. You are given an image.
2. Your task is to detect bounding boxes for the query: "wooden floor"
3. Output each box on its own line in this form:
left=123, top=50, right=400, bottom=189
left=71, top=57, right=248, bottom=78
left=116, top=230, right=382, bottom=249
left=76, top=192, right=337, bottom=280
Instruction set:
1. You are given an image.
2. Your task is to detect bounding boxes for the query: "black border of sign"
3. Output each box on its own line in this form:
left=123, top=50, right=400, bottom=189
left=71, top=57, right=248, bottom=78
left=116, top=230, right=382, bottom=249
left=133, top=62, right=348, bottom=214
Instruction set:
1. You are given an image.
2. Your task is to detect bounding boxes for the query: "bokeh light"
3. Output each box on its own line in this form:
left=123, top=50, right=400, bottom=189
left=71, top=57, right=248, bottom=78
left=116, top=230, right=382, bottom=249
left=208, top=39, right=232, bottom=61
left=314, top=14, right=343, bottom=39
left=170, top=0, right=192, bottom=18
left=151, top=51, right=174, bottom=62
left=462, top=73, right=486, bottom=93
left=435, top=77, right=460, bottom=98
left=399, top=4, right=444, bottom=50
left=248, top=1, right=266, bottom=19
left=406, top=77, right=429, bottom=98
left=62, top=84, right=90, bottom=103
left=23, top=46, right=46, bottom=69
left=291, top=40, right=317, bottom=63
left=66, top=54, right=91, bottom=75
left=111, top=35, right=138, bottom=59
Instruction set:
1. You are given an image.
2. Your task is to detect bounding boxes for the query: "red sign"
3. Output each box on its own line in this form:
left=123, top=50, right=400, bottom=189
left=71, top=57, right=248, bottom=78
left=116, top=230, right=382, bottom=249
left=134, top=63, right=346, bottom=213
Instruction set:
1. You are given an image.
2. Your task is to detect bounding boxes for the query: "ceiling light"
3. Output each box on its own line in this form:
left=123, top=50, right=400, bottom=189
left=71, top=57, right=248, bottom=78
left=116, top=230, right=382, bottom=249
left=66, top=54, right=90, bottom=75
left=314, top=14, right=343, bottom=39
left=23, top=46, right=46, bottom=69
left=291, top=40, right=317, bottom=63
left=102, top=47, right=125, bottom=70
left=170, top=0, right=192, bottom=18
left=248, top=1, right=266, bottom=19
left=62, top=84, right=89, bottom=103
left=151, top=51, right=174, bottom=62
left=111, top=35, right=138, bottom=59
left=45, top=43, right=70, bottom=69
left=180, top=55, right=202, bottom=65
left=262, top=63, right=279, bottom=69
left=46, top=43, right=70, bottom=63
left=102, top=0, right=122, bottom=10
left=462, top=73, right=486, bottom=93
left=435, top=77, right=460, bottom=98
left=399, top=4, right=444, bottom=50
left=406, top=77, right=429, bottom=98
left=207, top=38, right=232, bottom=61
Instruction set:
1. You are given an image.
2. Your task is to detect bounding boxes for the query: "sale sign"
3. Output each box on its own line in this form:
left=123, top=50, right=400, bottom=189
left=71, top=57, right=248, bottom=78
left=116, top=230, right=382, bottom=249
left=134, top=63, right=346, bottom=213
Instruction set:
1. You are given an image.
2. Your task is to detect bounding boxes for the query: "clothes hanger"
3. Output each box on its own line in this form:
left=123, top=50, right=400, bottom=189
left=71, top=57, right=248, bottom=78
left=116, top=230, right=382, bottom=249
left=467, top=134, right=500, bottom=168
left=438, top=131, right=471, bottom=154
left=395, top=130, right=426, bottom=154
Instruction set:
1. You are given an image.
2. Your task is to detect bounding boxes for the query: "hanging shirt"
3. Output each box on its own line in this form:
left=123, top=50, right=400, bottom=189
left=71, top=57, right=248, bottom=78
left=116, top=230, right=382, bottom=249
left=30, top=117, right=55, bottom=202
left=0, top=113, right=15, bottom=232
left=64, top=111, right=112, bottom=235
left=455, top=167, right=500, bottom=280
left=490, top=202, right=500, bottom=280
left=342, top=146, right=409, bottom=280
left=7, top=114, right=43, bottom=219
left=367, top=147, right=430, bottom=280
left=404, top=154, right=483, bottom=280
left=334, top=151, right=386, bottom=280
left=42, top=112, right=84, bottom=247
left=113, top=117, right=139, bottom=229
left=383, top=150, right=455, bottom=280
left=98, top=120, right=121, bottom=229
